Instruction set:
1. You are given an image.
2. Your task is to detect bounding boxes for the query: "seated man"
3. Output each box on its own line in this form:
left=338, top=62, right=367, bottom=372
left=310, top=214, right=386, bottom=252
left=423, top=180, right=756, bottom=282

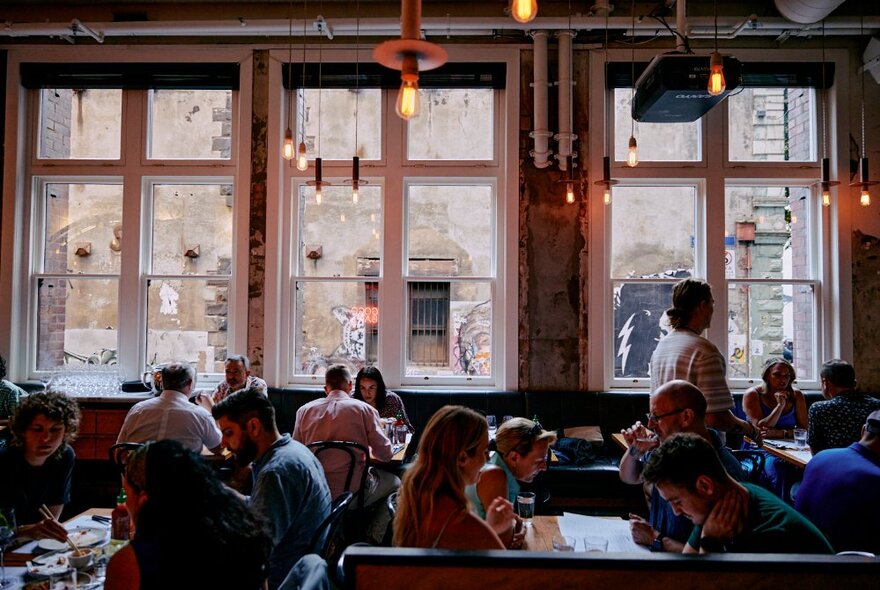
left=795, top=410, right=880, bottom=554
left=213, top=389, right=331, bottom=590
left=642, top=433, right=832, bottom=554
left=198, top=354, right=267, bottom=409
left=293, top=364, right=398, bottom=542
left=808, top=359, right=880, bottom=454
left=620, top=380, right=742, bottom=552
left=117, top=361, right=222, bottom=454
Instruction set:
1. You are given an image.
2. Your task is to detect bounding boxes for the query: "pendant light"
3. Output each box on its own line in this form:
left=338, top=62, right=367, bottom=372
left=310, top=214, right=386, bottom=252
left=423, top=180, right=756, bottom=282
left=707, top=0, right=726, bottom=96
left=850, top=16, right=878, bottom=207
left=282, top=0, right=296, bottom=161
left=510, top=0, right=538, bottom=24
left=626, top=0, right=638, bottom=167
left=307, top=4, right=330, bottom=204
left=345, top=0, right=368, bottom=203
left=593, top=4, right=618, bottom=204
left=818, top=20, right=838, bottom=207
left=374, top=0, right=447, bottom=121
left=296, top=0, right=309, bottom=171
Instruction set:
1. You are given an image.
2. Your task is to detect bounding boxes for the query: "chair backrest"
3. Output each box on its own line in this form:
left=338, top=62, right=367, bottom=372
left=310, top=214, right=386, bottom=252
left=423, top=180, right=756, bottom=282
left=108, top=442, right=145, bottom=474
left=309, top=491, right=355, bottom=559
left=386, top=491, right=399, bottom=519
left=306, top=440, right=370, bottom=507
left=731, top=449, right=766, bottom=485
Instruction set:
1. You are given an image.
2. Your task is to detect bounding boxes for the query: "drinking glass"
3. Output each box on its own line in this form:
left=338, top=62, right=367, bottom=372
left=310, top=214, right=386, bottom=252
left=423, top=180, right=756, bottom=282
left=584, top=536, right=608, bottom=552
left=0, top=507, right=16, bottom=588
left=486, top=415, right=497, bottom=436
left=516, top=492, right=535, bottom=527
left=793, top=428, right=808, bottom=448
left=552, top=535, right=576, bottom=552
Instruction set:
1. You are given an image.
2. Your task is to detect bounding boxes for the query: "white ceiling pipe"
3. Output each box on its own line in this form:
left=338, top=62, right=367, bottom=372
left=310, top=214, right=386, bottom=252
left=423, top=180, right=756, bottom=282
left=2, top=16, right=878, bottom=39
left=774, top=0, right=847, bottom=25
left=529, top=31, right=553, bottom=170
left=555, top=29, right=577, bottom=171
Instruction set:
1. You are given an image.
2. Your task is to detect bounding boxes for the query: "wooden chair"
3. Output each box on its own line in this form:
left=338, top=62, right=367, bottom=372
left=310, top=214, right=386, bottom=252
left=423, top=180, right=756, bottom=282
left=306, top=441, right=370, bottom=509
left=108, top=442, right=144, bottom=474
left=731, top=449, right=766, bottom=485
left=310, top=491, right=355, bottom=559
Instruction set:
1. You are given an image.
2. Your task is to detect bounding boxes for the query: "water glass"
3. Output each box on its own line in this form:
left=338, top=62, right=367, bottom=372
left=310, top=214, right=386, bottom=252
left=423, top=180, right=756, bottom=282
left=516, top=492, right=535, bottom=527
left=0, top=507, right=16, bottom=588
left=552, top=535, right=576, bottom=552
left=584, top=536, right=608, bottom=552
left=486, top=415, right=497, bottom=436
left=794, top=428, right=808, bottom=448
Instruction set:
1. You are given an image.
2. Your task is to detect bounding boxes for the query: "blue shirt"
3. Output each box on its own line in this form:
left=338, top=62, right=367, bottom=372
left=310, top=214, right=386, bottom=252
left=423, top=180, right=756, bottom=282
left=251, top=434, right=332, bottom=590
left=465, top=452, right=520, bottom=519
left=795, top=442, right=880, bottom=554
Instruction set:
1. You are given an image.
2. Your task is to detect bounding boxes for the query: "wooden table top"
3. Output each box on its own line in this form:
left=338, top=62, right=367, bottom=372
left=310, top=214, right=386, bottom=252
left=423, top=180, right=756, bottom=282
left=749, top=438, right=812, bottom=468
left=523, top=516, right=562, bottom=552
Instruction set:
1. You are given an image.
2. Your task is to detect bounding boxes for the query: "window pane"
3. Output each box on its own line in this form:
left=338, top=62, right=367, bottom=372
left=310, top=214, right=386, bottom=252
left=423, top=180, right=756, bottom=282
left=39, top=89, right=122, bottom=160
left=298, top=89, right=382, bottom=160
left=37, top=277, right=118, bottom=370
left=43, top=183, right=123, bottom=275
left=297, top=184, right=382, bottom=277
left=612, top=279, right=686, bottom=379
left=725, top=186, right=812, bottom=280
left=151, top=183, right=234, bottom=276
left=610, top=186, right=695, bottom=277
left=614, top=89, right=701, bottom=162
left=727, top=283, right=815, bottom=381
left=407, top=89, right=494, bottom=160
left=146, top=279, right=228, bottom=373
left=405, top=281, right=492, bottom=377
left=407, top=184, right=493, bottom=277
left=149, top=89, right=232, bottom=159
left=291, top=281, right=378, bottom=375
left=728, top=88, right=816, bottom=162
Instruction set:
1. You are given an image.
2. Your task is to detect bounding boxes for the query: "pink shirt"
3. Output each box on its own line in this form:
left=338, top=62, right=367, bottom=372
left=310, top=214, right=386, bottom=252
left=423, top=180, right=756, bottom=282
left=292, top=390, right=393, bottom=499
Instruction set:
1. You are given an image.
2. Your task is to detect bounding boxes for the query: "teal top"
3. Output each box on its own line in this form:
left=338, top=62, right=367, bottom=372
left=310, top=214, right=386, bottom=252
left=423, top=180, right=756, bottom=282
left=465, top=452, right=520, bottom=519
left=0, top=379, right=25, bottom=419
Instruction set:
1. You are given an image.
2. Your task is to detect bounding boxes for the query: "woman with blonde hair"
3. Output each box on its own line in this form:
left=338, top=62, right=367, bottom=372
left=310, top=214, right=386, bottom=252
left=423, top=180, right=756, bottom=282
left=466, top=417, right=556, bottom=547
left=393, top=405, right=512, bottom=549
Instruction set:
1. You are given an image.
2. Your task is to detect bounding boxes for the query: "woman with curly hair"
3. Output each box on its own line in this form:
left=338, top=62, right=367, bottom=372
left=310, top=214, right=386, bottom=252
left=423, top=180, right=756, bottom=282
left=105, top=439, right=272, bottom=590
left=393, top=405, right=512, bottom=549
left=0, top=390, right=80, bottom=541
left=352, top=366, right=413, bottom=432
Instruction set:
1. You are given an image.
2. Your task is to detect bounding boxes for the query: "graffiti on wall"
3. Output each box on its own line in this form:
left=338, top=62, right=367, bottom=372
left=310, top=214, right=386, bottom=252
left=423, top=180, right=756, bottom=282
left=452, top=300, right=491, bottom=376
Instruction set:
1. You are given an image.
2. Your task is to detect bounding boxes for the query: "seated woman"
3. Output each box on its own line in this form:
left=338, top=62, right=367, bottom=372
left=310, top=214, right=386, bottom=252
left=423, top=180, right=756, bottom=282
left=0, top=391, right=79, bottom=541
left=465, top=417, right=556, bottom=547
left=743, top=358, right=807, bottom=502
left=393, top=405, right=513, bottom=550
left=105, top=440, right=272, bottom=590
left=353, top=366, right=413, bottom=432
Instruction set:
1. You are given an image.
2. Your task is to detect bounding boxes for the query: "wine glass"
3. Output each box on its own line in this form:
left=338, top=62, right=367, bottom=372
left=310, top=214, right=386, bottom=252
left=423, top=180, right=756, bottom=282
left=0, top=506, right=16, bottom=588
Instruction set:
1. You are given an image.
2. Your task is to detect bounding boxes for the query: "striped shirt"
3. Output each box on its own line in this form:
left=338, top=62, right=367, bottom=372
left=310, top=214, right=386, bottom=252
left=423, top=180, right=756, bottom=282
left=649, top=328, right=734, bottom=413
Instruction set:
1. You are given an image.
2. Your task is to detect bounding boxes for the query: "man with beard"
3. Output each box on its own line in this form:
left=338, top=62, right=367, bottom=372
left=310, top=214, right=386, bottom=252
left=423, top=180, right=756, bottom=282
left=213, top=389, right=331, bottom=590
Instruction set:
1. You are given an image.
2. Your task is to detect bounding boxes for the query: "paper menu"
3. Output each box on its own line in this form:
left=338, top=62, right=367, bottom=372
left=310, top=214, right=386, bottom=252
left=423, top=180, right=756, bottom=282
left=558, top=512, right=651, bottom=554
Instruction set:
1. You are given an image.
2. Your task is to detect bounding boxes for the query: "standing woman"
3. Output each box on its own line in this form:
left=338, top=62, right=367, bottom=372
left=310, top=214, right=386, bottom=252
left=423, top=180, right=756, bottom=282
left=743, top=358, right=807, bottom=501
left=0, top=391, right=79, bottom=541
left=105, top=440, right=272, bottom=590
left=353, top=367, right=413, bottom=432
left=393, top=405, right=512, bottom=549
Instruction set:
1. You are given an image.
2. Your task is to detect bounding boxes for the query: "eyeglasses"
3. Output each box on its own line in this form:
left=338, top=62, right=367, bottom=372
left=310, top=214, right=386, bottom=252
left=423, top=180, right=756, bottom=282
left=646, top=408, right=686, bottom=423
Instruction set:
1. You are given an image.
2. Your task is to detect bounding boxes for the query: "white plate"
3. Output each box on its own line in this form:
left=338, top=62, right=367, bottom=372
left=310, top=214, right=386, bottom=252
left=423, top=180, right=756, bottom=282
left=37, top=529, right=104, bottom=552
left=27, top=553, right=71, bottom=577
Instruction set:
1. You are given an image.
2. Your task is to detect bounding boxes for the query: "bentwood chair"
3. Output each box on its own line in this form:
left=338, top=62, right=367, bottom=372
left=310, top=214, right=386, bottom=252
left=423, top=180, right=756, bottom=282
left=108, top=442, right=145, bottom=474
left=306, top=441, right=370, bottom=509
left=309, top=491, right=355, bottom=559
left=731, top=449, right=766, bottom=485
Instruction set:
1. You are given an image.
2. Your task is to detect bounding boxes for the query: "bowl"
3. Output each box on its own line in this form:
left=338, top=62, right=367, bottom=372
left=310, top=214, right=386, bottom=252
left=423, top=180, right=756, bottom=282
left=68, top=548, right=94, bottom=569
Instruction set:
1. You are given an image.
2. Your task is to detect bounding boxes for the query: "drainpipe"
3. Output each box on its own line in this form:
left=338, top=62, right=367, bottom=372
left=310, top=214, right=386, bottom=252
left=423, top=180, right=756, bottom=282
left=529, top=30, right=552, bottom=169
left=555, top=29, right=576, bottom=171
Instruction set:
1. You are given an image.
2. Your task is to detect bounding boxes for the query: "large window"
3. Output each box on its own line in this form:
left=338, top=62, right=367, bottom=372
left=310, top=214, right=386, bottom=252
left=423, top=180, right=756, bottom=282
left=25, top=63, right=243, bottom=379
left=595, top=51, right=829, bottom=391
left=283, top=63, right=510, bottom=386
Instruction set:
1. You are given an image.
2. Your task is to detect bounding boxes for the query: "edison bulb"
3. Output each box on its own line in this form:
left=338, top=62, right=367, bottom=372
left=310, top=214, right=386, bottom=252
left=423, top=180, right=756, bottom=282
left=315, top=184, right=323, bottom=205
left=861, top=187, right=871, bottom=207
left=510, top=0, right=538, bottom=24
left=296, top=141, right=308, bottom=171
left=822, top=187, right=831, bottom=207
left=396, top=78, right=419, bottom=120
left=565, top=183, right=575, bottom=204
left=282, top=128, right=295, bottom=161
left=603, top=187, right=612, bottom=205
left=708, top=52, right=726, bottom=96
left=626, top=136, right=639, bottom=167
left=352, top=185, right=359, bottom=204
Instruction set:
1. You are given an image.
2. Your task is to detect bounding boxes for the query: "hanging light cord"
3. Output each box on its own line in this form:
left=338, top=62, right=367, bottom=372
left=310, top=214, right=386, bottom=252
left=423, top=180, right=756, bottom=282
left=630, top=0, right=636, bottom=140
left=300, top=0, right=308, bottom=145
left=713, top=0, right=719, bottom=54
left=355, top=0, right=360, bottom=157
left=860, top=15, right=866, bottom=158
left=317, top=0, right=323, bottom=159
left=603, top=6, right=609, bottom=157
left=821, top=19, right=827, bottom=161
left=286, top=0, right=293, bottom=134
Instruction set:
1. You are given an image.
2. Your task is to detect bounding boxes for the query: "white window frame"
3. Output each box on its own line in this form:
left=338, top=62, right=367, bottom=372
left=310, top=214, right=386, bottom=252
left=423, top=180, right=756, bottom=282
left=588, top=47, right=852, bottom=392
left=0, top=46, right=252, bottom=383
left=266, top=46, right=519, bottom=390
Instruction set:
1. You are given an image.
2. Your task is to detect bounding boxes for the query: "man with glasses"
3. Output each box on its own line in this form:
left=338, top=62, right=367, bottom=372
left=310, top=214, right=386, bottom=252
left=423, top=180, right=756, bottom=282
left=619, top=380, right=743, bottom=552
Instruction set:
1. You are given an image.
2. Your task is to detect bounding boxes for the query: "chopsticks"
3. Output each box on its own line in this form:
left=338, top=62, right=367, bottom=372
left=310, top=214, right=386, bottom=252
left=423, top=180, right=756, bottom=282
left=38, top=504, right=85, bottom=556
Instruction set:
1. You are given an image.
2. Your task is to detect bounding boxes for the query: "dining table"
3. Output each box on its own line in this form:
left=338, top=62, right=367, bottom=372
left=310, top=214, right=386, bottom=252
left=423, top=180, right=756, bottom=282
left=747, top=437, right=813, bottom=468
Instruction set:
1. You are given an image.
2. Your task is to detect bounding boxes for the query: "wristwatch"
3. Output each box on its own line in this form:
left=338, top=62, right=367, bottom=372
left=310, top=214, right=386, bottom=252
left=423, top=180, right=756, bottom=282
left=650, top=534, right=665, bottom=552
